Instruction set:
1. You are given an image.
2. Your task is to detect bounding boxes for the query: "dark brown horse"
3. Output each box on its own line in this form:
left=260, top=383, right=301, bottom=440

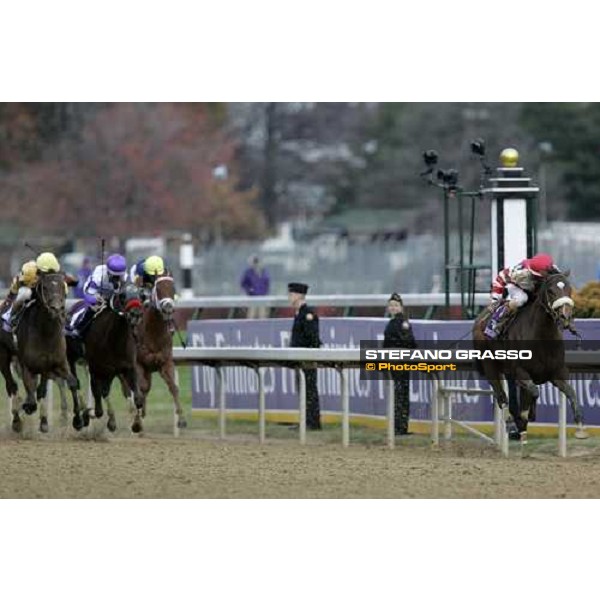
left=473, top=271, right=588, bottom=441
left=120, top=275, right=186, bottom=432
left=67, top=285, right=144, bottom=432
left=0, top=330, right=19, bottom=412
left=12, top=273, right=83, bottom=433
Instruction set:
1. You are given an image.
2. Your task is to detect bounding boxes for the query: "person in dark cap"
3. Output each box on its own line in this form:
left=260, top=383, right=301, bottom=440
left=383, top=292, right=417, bottom=435
left=288, top=282, right=322, bottom=430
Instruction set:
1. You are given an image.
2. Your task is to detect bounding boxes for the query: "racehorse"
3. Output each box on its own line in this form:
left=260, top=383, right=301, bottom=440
left=66, top=284, right=144, bottom=432
left=0, top=330, right=20, bottom=416
left=12, top=272, right=83, bottom=433
left=473, top=270, right=588, bottom=442
left=120, top=275, right=186, bottom=432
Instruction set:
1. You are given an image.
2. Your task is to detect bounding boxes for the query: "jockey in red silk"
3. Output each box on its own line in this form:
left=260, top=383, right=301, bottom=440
left=485, top=253, right=557, bottom=339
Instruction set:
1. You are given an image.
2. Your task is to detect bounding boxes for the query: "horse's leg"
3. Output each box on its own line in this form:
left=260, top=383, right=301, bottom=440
left=160, top=359, right=186, bottom=428
left=118, top=373, right=136, bottom=414
left=514, top=376, right=539, bottom=444
left=54, top=362, right=84, bottom=431
left=124, top=367, right=144, bottom=433
left=21, top=365, right=38, bottom=416
left=56, top=378, right=69, bottom=426
left=137, top=366, right=152, bottom=418
left=103, top=376, right=117, bottom=432
left=90, top=373, right=104, bottom=419
left=0, top=349, right=20, bottom=432
left=506, top=378, right=522, bottom=440
left=37, top=374, right=49, bottom=433
left=550, top=378, right=589, bottom=439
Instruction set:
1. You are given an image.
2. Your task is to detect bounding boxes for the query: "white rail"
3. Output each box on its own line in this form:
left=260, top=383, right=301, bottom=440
left=63, top=292, right=490, bottom=312
left=172, top=347, right=599, bottom=456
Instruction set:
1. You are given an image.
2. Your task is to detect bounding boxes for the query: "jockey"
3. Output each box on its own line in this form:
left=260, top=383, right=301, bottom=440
left=485, top=253, right=558, bottom=339
left=130, top=255, right=168, bottom=301
left=68, top=254, right=128, bottom=338
left=1, top=252, right=61, bottom=331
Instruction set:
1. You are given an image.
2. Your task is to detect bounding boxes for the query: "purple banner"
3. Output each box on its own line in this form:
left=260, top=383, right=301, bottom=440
left=187, top=318, right=600, bottom=426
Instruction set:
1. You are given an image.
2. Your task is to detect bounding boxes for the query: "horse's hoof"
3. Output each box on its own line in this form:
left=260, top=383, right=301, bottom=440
left=82, top=410, right=90, bottom=428
left=22, top=402, right=37, bottom=415
left=39, top=417, right=49, bottom=434
left=12, top=417, right=22, bottom=433
left=72, top=414, right=84, bottom=431
left=575, top=428, right=589, bottom=440
left=107, top=419, right=117, bottom=433
left=95, top=408, right=104, bottom=419
left=131, top=421, right=142, bottom=434
left=177, top=418, right=187, bottom=429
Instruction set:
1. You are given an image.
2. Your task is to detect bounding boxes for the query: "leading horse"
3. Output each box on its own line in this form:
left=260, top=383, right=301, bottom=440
left=120, top=275, right=186, bottom=432
left=66, top=284, right=144, bottom=432
left=12, top=272, right=83, bottom=433
left=473, top=271, right=588, bottom=442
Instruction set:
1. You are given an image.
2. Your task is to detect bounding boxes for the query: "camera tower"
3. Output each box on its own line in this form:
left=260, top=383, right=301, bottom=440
left=420, top=141, right=539, bottom=318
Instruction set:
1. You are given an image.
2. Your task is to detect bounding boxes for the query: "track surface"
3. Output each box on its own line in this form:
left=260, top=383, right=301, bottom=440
left=3, top=426, right=600, bottom=498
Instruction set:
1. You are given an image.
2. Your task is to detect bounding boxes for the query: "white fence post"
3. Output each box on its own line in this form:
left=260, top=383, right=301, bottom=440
left=297, top=368, right=306, bottom=445
left=558, top=392, right=567, bottom=458
left=340, top=368, right=350, bottom=448
left=257, top=367, right=265, bottom=444
left=500, top=379, right=509, bottom=458
left=173, top=367, right=180, bottom=437
left=431, top=377, right=440, bottom=446
left=216, top=366, right=226, bottom=440
left=444, top=388, right=452, bottom=441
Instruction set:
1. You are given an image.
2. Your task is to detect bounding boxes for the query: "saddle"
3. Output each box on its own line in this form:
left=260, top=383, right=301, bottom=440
left=482, top=302, right=520, bottom=340
left=66, top=301, right=108, bottom=338
left=5, top=299, right=37, bottom=333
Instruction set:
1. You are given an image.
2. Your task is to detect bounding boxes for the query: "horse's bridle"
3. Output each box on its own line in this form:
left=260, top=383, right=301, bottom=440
left=151, top=276, right=175, bottom=320
left=535, top=273, right=576, bottom=332
left=36, top=273, right=66, bottom=320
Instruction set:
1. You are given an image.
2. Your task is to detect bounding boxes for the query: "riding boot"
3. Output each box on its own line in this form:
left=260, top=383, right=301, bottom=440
left=494, top=305, right=517, bottom=339
left=73, top=308, right=96, bottom=338
left=9, top=302, right=24, bottom=332
left=485, top=304, right=511, bottom=339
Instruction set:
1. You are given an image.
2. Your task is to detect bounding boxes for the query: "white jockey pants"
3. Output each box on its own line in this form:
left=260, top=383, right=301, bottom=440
left=505, top=283, right=528, bottom=307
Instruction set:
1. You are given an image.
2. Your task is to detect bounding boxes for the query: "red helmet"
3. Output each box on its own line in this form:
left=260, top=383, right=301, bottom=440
left=524, top=253, right=554, bottom=276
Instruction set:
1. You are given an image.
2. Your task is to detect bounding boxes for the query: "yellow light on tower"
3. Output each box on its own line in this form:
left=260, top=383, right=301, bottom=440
left=500, top=148, right=519, bottom=168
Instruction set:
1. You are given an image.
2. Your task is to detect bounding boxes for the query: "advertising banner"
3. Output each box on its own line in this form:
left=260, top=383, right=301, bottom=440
left=187, top=319, right=600, bottom=425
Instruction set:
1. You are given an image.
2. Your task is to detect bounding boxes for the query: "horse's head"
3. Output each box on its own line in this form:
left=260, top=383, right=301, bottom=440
left=150, top=276, right=176, bottom=320
left=36, top=272, right=67, bottom=321
left=112, top=284, right=144, bottom=328
left=538, top=270, right=575, bottom=329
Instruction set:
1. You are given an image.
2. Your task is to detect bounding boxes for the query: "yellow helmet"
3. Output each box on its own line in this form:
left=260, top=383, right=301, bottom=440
left=144, top=255, right=165, bottom=276
left=20, top=261, right=38, bottom=286
left=36, top=252, right=60, bottom=273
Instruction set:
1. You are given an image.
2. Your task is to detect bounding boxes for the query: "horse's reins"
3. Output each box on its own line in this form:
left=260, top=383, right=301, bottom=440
left=36, top=273, right=66, bottom=321
left=151, top=276, right=187, bottom=349
left=536, top=274, right=582, bottom=344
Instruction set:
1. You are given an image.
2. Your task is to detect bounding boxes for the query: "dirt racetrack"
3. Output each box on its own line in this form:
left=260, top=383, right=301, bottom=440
left=3, top=425, right=600, bottom=498
left=2, top=369, right=600, bottom=498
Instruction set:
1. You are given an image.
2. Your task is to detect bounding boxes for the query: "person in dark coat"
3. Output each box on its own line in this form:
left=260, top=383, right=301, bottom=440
left=240, top=255, right=270, bottom=319
left=383, top=292, right=417, bottom=435
left=288, top=282, right=321, bottom=430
